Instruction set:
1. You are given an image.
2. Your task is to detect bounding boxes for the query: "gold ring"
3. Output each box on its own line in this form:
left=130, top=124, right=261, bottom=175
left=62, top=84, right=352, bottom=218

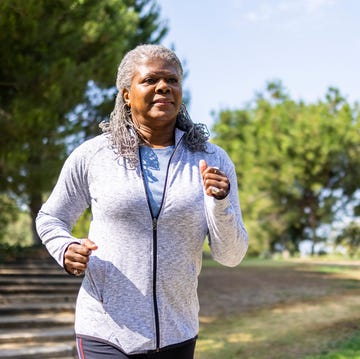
left=211, top=187, right=221, bottom=195
left=73, top=269, right=82, bottom=276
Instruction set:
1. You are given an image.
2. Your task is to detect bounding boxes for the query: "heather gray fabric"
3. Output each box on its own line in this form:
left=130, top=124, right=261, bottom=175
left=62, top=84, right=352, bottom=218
left=36, top=128, right=248, bottom=355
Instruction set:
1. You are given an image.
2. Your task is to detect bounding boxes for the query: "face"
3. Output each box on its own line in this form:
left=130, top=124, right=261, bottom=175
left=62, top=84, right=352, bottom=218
left=123, top=58, right=182, bottom=129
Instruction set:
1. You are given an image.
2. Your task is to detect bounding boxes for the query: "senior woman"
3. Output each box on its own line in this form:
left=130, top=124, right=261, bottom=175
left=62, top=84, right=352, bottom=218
left=36, top=44, right=248, bottom=359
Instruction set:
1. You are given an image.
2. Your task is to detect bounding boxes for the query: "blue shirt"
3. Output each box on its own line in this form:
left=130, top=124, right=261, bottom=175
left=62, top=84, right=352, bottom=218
left=140, top=145, right=175, bottom=217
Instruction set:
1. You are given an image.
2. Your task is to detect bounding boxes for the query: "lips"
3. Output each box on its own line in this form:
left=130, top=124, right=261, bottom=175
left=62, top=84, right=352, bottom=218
left=153, top=98, right=173, bottom=104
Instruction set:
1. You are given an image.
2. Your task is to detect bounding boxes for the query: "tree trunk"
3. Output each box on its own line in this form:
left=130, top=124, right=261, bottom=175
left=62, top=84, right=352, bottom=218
left=309, top=205, right=317, bottom=256
left=29, top=192, right=43, bottom=246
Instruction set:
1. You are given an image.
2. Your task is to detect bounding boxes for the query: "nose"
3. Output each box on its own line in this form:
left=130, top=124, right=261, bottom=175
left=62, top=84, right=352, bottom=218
left=155, top=79, right=170, bottom=94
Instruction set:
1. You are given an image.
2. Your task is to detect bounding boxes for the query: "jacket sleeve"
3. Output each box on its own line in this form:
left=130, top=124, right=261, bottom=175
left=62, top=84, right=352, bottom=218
left=204, top=150, right=248, bottom=267
left=36, top=146, right=90, bottom=267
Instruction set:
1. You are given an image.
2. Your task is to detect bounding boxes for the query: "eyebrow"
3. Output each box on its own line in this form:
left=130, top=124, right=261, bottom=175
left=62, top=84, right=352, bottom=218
left=141, top=70, right=180, bottom=77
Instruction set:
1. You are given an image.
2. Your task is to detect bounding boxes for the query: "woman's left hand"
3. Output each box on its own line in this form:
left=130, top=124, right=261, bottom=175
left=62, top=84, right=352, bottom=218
left=199, top=159, right=230, bottom=199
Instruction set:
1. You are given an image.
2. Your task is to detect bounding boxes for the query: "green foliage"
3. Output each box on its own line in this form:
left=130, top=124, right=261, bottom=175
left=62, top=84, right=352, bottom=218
left=336, top=222, right=360, bottom=258
left=212, top=82, right=360, bottom=255
left=0, top=203, right=34, bottom=263
left=72, top=208, right=92, bottom=238
left=0, top=0, right=167, bottom=244
left=1, top=209, right=32, bottom=247
left=0, top=194, right=18, bottom=240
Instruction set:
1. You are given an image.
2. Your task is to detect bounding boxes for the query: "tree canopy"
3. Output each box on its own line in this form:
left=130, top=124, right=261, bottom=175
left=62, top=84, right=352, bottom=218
left=212, top=82, right=360, bottom=256
left=0, top=0, right=167, bottom=244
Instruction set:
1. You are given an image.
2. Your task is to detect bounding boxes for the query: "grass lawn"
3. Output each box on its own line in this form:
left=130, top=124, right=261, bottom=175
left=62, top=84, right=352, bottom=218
left=195, top=258, right=360, bottom=359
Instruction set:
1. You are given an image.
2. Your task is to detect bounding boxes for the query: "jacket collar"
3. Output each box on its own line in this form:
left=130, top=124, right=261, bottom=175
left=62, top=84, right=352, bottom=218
left=175, top=128, right=186, bottom=146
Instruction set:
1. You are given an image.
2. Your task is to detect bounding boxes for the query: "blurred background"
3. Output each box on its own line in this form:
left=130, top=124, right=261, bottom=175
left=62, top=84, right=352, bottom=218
left=0, top=2, right=359, bottom=358
left=1, top=0, right=359, bottom=259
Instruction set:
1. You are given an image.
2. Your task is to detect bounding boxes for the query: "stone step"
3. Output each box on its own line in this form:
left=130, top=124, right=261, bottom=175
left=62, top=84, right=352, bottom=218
left=1, top=271, right=80, bottom=279
left=0, top=263, right=60, bottom=272
left=0, top=294, right=78, bottom=307
left=0, top=301, right=75, bottom=315
left=0, top=327, right=74, bottom=344
left=0, top=312, right=74, bottom=329
left=0, top=341, right=76, bottom=359
left=0, top=268, right=70, bottom=278
left=0, top=293, right=78, bottom=305
left=0, top=275, right=82, bottom=285
left=0, top=258, right=79, bottom=358
left=0, top=265, right=65, bottom=274
left=0, top=284, right=80, bottom=295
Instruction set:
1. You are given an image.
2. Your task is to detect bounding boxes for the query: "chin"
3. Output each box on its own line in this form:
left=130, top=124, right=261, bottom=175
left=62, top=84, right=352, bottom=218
left=151, top=111, right=177, bottom=122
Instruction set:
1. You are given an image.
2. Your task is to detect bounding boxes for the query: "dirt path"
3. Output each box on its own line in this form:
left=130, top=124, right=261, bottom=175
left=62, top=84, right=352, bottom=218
left=197, top=262, right=360, bottom=318
left=195, top=261, right=360, bottom=358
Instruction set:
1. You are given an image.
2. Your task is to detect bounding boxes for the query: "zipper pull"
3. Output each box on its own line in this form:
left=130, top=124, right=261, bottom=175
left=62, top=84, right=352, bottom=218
left=152, top=218, right=158, bottom=230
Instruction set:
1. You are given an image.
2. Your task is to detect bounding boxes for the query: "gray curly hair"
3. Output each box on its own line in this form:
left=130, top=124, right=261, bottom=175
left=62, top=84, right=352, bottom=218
left=100, top=44, right=209, bottom=168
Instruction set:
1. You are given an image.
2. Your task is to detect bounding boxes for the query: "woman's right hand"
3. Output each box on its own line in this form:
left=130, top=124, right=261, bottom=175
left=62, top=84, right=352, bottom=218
left=64, top=238, right=98, bottom=276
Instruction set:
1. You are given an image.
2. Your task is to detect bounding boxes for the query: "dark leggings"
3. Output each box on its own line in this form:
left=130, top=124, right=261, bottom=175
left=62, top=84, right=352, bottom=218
left=76, top=336, right=196, bottom=359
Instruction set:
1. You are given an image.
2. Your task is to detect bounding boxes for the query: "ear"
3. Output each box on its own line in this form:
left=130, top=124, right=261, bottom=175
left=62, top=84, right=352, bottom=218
left=122, top=88, right=131, bottom=107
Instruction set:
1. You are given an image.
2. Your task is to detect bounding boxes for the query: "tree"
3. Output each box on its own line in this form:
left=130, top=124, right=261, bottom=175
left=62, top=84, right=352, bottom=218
left=0, top=0, right=167, bottom=244
left=336, top=221, right=360, bottom=258
left=0, top=195, right=18, bottom=242
left=212, top=82, right=360, bottom=255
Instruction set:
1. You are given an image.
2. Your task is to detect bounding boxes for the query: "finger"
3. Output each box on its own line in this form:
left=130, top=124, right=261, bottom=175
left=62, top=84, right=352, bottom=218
left=203, top=169, right=225, bottom=185
left=210, top=186, right=222, bottom=196
left=66, top=242, right=84, bottom=256
left=64, top=253, right=89, bottom=275
left=212, top=167, right=221, bottom=175
left=208, top=167, right=226, bottom=177
left=203, top=170, right=230, bottom=195
left=70, top=239, right=97, bottom=257
left=68, top=244, right=90, bottom=257
left=65, top=241, right=95, bottom=264
left=64, top=258, right=87, bottom=275
left=199, top=159, right=207, bottom=174
left=72, top=269, right=83, bottom=277
left=64, top=249, right=89, bottom=266
left=82, top=238, right=98, bottom=251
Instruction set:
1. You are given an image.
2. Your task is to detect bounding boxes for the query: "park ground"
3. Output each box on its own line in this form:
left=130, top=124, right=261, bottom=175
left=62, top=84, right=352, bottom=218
left=195, top=258, right=360, bottom=359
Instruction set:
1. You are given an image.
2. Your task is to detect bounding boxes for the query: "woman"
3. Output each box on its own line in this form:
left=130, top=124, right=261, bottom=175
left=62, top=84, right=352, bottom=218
left=36, top=44, right=248, bottom=359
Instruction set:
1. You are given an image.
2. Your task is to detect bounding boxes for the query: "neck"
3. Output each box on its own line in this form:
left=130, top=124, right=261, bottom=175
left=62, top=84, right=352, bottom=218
left=136, top=125, right=175, bottom=148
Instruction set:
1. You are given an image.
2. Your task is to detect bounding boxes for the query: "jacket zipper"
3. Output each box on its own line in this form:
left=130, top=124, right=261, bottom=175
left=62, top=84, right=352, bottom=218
left=152, top=217, right=160, bottom=350
left=139, top=135, right=184, bottom=351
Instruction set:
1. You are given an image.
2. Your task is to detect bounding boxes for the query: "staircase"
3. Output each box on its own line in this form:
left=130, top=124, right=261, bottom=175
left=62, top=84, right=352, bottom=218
left=0, top=255, right=82, bottom=359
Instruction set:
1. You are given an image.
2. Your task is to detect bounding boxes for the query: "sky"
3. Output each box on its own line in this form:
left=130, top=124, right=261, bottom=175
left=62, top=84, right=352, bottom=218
left=155, top=0, right=360, bottom=131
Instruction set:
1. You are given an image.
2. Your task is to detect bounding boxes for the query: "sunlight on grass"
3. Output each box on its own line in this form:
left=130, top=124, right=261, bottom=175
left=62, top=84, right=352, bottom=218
left=195, top=261, right=360, bottom=359
left=289, top=260, right=360, bottom=288
left=196, top=256, right=360, bottom=358
left=196, top=296, right=360, bottom=358
left=196, top=338, right=224, bottom=352
left=298, top=265, right=360, bottom=281
left=227, top=332, right=254, bottom=344
left=303, top=333, right=360, bottom=359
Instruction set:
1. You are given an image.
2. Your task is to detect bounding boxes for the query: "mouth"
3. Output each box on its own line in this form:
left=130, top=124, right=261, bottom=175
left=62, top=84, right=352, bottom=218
left=153, top=98, right=173, bottom=105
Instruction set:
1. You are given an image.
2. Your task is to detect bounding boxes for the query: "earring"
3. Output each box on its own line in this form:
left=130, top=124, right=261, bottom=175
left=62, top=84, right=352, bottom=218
left=123, top=103, right=132, bottom=117
left=180, top=103, right=189, bottom=116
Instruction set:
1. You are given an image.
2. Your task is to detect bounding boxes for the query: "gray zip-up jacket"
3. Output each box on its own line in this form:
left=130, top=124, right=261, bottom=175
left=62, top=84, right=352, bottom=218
left=36, top=129, right=248, bottom=354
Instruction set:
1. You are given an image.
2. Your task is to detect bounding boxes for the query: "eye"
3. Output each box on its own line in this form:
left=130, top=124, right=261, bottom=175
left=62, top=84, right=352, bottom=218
left=144, top=78, right=156, bottom=84
left=167, top=78, right=178, bottom=84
